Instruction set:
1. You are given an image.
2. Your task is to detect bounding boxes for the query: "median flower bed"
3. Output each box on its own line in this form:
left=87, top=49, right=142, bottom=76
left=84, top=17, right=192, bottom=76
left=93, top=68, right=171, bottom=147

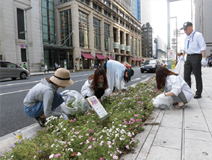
left=1, top=76, right=163, bottom=160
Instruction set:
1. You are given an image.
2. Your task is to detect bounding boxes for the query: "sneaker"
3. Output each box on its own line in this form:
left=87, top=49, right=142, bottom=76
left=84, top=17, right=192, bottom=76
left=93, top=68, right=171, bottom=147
left=35, top=117, right=46, bottom=127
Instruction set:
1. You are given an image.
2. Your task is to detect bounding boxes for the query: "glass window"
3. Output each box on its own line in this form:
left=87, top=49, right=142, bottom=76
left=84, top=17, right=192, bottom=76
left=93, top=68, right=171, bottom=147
left=113, top=15, right=118, bottom=22
left=104, top=23, right=110, bottom=51
left=17, top=8, right=25, bottom=39
left=79, top=11, right=89, bottom=48
left=93, top=18, right=101, bottom=50
left=125, top=15, right=129, bottom=21
left=104, top=0, right=110, bottom=7
left=120, top=10, right=124, bottom=17
left=112, top=4, right=118, bottom=13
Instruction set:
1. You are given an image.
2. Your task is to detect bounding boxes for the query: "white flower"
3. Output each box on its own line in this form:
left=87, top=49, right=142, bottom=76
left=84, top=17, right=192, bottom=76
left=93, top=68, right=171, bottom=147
left=68, top=148, right=73, bottom=152
left=115, top=133, right=119, bottom=138
left=49, top=154, right=54, bottom=159
left=51, top=144, right=54, bottom=147
left=63, top=128, right=66, bottom=131
left=77, top=152, right=82, bottom=156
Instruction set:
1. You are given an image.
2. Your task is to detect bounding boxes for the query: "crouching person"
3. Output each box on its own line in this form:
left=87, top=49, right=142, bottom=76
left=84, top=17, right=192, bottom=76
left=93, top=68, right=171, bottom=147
left=81, top=67, right=108, bottom=99
left=24, top=68, right=74, bottom=127
left=156, top=67, right=193, bottom=109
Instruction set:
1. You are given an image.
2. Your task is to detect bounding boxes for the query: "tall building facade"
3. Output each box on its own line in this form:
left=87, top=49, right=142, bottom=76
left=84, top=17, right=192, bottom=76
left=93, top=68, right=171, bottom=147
left=195, top=0, right=212, bottom=57
left=0, top=0, right=142, bottom=71
left=0, top=0, right=43, bottom=72
left=130, top=0, right=141, bottom=22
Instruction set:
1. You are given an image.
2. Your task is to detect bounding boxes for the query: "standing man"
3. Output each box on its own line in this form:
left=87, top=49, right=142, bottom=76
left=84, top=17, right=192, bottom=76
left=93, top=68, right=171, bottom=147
left=75, top=63, right=78, bottom=70
left=181, top=22, right=207, bottom=99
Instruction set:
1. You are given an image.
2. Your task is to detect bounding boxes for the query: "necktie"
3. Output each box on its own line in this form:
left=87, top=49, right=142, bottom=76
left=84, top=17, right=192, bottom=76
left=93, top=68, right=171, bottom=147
left=187, top=40, right=190, bottom=49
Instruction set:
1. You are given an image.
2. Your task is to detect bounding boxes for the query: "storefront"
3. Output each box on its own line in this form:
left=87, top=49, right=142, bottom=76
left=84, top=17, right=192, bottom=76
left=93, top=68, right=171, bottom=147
left=95, top=54, right=106, bottom=67
left=81, top=52, right=95, bottom=69
left=107, top=55, right=115, bottom=60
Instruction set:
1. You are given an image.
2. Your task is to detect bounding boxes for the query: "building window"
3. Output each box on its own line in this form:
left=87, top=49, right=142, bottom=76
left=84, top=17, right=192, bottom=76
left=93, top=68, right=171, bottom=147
left=93, top=2, right=102, bottom=12
left=120, top=19, right=124, bottom=27
left=113, top=15, right=118, bottom=23
left=112, top=4, right=118, bottom=13
left=104, top=9, right=111, bottom=19
left=93, top=18, right=101, bottom=50
left=131, top=19, right=134, bottom=25
left=104, top=23, right=110, bottom=51
left=60, top=9, right=72, bottom=47
left=126, top=23, right=129, bottom=29
left=21, top=49, right=26, bottom=62
left=42, top=0, right=55, bottom=44
left=79, top=11, right=89, bottom=48
left=79, top=0, right=90, bottom=5
left=134, top=38, right=137, bottom=55
left=120, top=10, right=124, bottom=17
left=58, top=0, right=71, bottom=4
left=131, top=26, right=134, bottom=32
left=131, top=36, right=133, bottom=54
left=17, top=8, right=25, bottom=39
left=104, top=0, right=110, bottom=7
left=139, top=40, right=141, bottom=56
left=125, top=15, right=129, bottom=21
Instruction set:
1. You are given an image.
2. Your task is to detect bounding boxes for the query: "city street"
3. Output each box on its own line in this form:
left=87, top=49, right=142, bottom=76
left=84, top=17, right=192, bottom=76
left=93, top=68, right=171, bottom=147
left=0, top=67, right=155, bottom=137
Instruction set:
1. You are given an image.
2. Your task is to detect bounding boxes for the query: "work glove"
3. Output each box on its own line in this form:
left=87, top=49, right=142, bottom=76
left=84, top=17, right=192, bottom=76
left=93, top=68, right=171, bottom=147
left=201, top=58, right=207, bottom=67
left=61, top=113, right=69, bottom=120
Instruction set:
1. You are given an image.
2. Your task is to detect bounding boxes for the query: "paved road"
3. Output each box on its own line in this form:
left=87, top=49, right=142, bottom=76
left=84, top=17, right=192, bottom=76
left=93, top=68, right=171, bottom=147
left=0, top=68, right=154, bottom=137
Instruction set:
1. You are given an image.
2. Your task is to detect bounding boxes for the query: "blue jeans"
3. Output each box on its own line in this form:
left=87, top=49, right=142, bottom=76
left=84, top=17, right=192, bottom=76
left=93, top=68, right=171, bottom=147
left=24, top=92, right=64, bottom=118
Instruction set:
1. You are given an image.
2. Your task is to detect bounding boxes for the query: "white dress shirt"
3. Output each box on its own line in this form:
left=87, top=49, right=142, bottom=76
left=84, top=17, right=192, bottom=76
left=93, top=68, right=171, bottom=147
left=184, top=30, right=206, bottom=54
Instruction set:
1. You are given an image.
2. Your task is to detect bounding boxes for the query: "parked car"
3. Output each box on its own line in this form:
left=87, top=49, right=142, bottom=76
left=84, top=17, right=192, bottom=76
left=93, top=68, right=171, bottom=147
left=0, top=61, right=30, bottom=80
left=140, top=59, right=162, bottom=73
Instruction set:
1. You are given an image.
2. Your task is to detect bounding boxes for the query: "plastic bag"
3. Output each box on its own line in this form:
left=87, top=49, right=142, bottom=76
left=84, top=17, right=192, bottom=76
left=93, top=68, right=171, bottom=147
left=152, top=93, right=173, bottom=109
left=175, top=61, right=184, bottom=78
left=60, top=90, right=91, bottom=115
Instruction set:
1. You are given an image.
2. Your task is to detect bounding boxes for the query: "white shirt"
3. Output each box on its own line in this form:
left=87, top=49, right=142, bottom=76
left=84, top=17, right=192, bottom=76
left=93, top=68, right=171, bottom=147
left=184, top=30, right=206, bottom=54
left=165, top=75, right=193, bottom=102
left=106, top=60, right=126, bottom=92
left=81, top=80, right=103, bottom=98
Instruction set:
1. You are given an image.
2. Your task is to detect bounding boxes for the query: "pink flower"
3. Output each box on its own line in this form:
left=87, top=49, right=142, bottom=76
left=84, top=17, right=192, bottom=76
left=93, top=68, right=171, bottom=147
left=137, top=101, right=141, bottom=103
left=143, top=123, right=145, bottom=127
left=107, top=141, right=111, bottom=145
left=119, top=102, right=122, bottom=105
left=64, top=145, right=67, bottom=148
left=54, top=154, right=61, bottom=158
left=113, top=154, right=118, bottom=159
left=72, top=118, right=76, bottom=122
left=100, top=158, right=103, bottom=160
left=84, top=150, right=87, bottom=153
left=124, top=121, right=128, bottom=124
left=80, top=142, right=83, bottom=145
left=136, top=124, right=139, bottom=127
left=79, top=135, right=83, bottom=138
left=88, top=145, right=92, bottom=149
left=126, top=145, right=129, bottom=149
left=88, top=129, right=94, bottom=134
left=134, top=114, right=139, bottom=117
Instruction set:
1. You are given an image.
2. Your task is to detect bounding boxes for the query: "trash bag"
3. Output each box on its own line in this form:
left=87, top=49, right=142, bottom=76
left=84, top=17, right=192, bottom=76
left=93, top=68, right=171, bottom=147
left=152, top=93, right=173, bottom=109
left=175, top=60, right=184, bottom=78
left=60, top=90, right=91, bottom=115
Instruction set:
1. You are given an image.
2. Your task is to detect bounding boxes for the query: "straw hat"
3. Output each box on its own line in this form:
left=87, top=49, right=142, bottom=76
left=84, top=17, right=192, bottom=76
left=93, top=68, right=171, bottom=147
left=50, top=68, right=74, bottom=87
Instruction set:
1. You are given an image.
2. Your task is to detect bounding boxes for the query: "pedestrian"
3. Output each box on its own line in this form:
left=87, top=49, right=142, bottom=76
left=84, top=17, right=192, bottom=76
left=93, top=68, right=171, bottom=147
left=75, top=63, right=78, bottom=70
left=181, top=22, right=207, bottom=99
left=23, top=68, right=74, bottom=127
left=106, top=60, right=134, bottom=93
left=99, top=63, right=101, bottom=67
left=103, top=58, right=109, bottom=72
left=20, top=64, right=22, bottom=67
left=44, top=64, right=49, bottom=73
left=81, top=67, right=108, bottom=99
left=175, top=52, right=185, bottom=78
left=54, top=62, right=58, bottom=71
left=156, top=67, right=193, bottom=110
left=23, top=63, right=27, bottom=69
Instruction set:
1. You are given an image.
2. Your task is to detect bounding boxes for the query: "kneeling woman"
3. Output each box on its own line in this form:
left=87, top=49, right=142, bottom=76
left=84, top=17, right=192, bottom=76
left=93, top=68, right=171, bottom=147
left=156, top=67, right=193, bottom=109
left=24, top=68, right=74, bottom=127
left=81, top=67, right=108, bottom=99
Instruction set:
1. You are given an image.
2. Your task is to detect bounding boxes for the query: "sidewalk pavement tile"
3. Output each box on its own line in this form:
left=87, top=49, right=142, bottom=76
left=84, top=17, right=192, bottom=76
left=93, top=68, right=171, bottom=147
left=184, top=112, right=205, bottom=123
left=185, top=130, right=212, bottom=141
left=146, top=146, right=181, bottom=160
left=206, top=117, right=212, bottom=132
left=201, top=108, right=212, bottom=118
left=185, top=139, right=212, bottom=160
left=185, top=121, right=209, bottom=132
left=153, top=127, right=182, bottom=150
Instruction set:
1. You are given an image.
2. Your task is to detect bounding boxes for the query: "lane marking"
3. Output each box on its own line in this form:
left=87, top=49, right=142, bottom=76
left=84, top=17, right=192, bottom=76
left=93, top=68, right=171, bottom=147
left=0, top=79, right=87, bottom=96
left=0, top=74, right=90, bottom=88
left=131, top=77, right=141, bottom=82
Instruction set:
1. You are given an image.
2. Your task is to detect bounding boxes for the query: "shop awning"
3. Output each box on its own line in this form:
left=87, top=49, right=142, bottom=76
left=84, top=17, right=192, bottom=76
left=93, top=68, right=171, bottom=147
left=81, top=52, right=95, bottom=59
left=139, top=58, right=142, bottom=62
left=107, top=55, right=115, bottom=60
left=136, top=58, right=139, bottom=61
left=132, top=58, right=135, bottom=61
left=96, top=54, right=106, bottom=60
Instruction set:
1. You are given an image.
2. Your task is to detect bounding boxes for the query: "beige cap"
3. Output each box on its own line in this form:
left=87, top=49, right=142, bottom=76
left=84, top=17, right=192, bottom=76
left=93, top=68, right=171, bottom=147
left=50, top=68, right=74, bottom=87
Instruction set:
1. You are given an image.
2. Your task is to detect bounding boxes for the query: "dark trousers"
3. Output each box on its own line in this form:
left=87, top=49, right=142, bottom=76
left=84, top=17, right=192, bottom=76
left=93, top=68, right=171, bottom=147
left=184, top=54, right=202, bottom=96
left=172, top=91, right=188, bottom=104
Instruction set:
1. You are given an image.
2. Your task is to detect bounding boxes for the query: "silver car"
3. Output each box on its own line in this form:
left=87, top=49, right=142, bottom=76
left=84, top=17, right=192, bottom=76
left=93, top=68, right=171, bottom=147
left=0, top=61, right=30, bottom=80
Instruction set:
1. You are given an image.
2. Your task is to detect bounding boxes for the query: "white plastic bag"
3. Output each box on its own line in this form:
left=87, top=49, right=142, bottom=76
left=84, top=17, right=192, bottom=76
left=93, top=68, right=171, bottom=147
left=60, top=90, right=91, bottom=115
left=152, top=93, right=173, bottom=109
left=175, top=61, right=185, bottom=78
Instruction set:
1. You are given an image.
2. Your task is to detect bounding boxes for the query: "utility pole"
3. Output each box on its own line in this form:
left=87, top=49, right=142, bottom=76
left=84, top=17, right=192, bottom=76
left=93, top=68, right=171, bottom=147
left=24, top=7, right=32, bottom=72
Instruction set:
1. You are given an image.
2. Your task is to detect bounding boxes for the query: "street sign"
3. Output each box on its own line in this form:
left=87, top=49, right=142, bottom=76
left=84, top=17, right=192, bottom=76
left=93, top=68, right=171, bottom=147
left=20, top=43, right=25, bottom=48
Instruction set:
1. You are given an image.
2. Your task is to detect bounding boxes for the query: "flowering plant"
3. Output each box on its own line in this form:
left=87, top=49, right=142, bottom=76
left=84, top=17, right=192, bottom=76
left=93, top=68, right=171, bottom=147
left=1, top=76, right=163, bottom=160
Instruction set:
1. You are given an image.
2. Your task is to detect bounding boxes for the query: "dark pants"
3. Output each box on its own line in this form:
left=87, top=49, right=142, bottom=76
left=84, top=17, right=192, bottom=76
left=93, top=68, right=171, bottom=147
left=184, top=54, right=202, bottom=96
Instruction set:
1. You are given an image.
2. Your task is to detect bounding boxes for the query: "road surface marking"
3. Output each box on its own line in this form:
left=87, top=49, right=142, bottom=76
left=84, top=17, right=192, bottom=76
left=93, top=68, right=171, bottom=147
left=0, top=79, right=87, bottom=96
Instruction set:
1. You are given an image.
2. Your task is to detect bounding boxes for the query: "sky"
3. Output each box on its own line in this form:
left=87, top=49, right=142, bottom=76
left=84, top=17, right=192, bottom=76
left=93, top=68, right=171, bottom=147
left=151, top=0, right=193, bottom=52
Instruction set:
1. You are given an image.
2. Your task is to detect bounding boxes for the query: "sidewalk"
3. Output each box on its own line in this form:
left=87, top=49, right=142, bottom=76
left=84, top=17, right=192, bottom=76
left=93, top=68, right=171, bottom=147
left=121, top=67, right=212, bottom=160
